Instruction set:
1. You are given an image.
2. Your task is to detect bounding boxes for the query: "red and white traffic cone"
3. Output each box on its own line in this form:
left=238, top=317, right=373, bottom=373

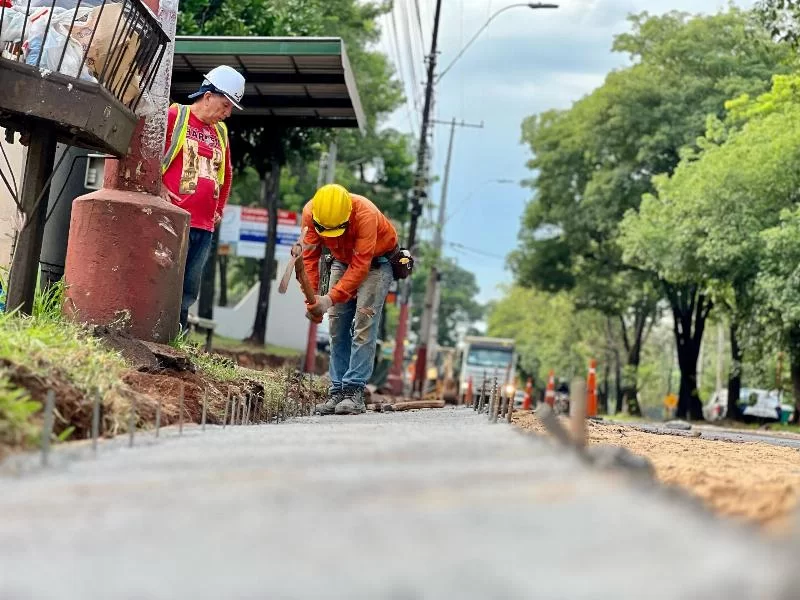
left=587, top=359, right=598, bottom=417
left=545, top=371, right=555, bottom=407
left=523, top=378, right=533, bottom=411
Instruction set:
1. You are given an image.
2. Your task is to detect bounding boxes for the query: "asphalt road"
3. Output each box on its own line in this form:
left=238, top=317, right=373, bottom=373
left=0, top=408, right=797, bottom=599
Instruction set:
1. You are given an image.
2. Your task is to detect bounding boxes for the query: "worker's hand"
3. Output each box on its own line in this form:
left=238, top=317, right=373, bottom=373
left=305, top=311, right=324, bottom=324
left=305, top=294, right=332, bottom=320
left=214, top=212, right=222, bottom=225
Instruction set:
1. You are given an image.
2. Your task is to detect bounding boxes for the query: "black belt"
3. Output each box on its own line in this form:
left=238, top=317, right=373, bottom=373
left=371, top=245, right=398, bottom=269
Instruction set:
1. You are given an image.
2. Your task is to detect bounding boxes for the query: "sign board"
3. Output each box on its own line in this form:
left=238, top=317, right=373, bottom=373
left=219, top=205, right=301, bottom=258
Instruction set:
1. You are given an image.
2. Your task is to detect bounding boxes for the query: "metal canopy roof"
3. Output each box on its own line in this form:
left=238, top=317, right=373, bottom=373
left=171, top=37, right=365, bottom=132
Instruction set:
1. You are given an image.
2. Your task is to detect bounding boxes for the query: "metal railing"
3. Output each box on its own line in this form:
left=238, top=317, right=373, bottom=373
left=0, top=0, right=168, bottom=113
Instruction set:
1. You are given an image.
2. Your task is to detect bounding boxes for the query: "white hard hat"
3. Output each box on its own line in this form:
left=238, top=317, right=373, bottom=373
left=188, top=65, right=245, bottom=110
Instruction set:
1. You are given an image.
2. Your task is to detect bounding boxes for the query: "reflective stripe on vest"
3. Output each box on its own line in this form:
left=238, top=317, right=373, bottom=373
left=160, top=103, right=228, bottom=185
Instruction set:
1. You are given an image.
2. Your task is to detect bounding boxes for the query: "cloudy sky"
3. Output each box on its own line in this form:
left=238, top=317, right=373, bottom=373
left=378, top=0, right=755, bottom=304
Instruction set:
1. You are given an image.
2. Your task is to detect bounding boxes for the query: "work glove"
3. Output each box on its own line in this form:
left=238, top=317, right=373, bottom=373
left=305, top=294, right=333, bottom=322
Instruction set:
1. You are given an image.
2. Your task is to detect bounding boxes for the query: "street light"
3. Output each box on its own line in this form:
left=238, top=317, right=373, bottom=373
left=435, top=3, right=559, bottom=85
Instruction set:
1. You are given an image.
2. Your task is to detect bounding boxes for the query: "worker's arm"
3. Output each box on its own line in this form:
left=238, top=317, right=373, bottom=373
left=302, top=205, right=323, bottom=295
left=328, top=212, right=378, bottom=305
left=215, top=141, right=233, bottom=221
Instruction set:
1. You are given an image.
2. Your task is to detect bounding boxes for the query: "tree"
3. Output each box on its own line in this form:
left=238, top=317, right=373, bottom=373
left=410, top=245, right=483, bottom=348
left=177, top=0, right=417, bottom=344
left=621, top=74, right=800, bottom=419
left=515, top=8, right=792, bottom=419
left=487, top=286, right=605, bottom=388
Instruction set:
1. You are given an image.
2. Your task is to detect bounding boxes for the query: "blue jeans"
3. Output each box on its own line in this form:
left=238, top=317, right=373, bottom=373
left=180, top=228, right=213, bottom=330
left=328, top=260, right=393, bottom=391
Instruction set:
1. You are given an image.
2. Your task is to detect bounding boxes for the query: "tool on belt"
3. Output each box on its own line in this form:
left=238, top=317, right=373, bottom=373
left=386, top=246, right=414, bottom=280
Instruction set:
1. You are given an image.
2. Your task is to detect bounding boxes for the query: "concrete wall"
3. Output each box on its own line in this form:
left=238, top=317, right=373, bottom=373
left=0, top=129, right=24, bottom=271
left=191, top=256, right=312, bottom=352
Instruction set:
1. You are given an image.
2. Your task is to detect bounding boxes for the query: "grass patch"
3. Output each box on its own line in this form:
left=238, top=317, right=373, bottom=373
left=0, top=284, right=127, bottom=399
left=0, top=377, right=40, bottom=451
left=187, top=331, right=301, bottom=357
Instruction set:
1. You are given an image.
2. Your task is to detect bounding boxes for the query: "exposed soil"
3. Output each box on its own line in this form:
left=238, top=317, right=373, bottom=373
left=514, top=412, right=800, bottom=532
left=212, top=348, right=329, bottom=375
left=0, top=358, right=89, bottom=438
left=0, top=326, right=331, bottom=460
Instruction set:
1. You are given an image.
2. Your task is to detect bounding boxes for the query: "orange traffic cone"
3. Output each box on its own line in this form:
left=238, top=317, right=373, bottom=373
left=466, top=377, right=473, bottom=407
left=587, top=359, right=597, bottom=417
left=545, top=370, right=555, bottom=407
left=523, top=378, right=533, bottom=411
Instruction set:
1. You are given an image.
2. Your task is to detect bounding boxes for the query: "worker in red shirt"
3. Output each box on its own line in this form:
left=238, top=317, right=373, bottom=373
left=303, top=184, right=399, bottom=415
left=161, top=65, right=245, bottom=332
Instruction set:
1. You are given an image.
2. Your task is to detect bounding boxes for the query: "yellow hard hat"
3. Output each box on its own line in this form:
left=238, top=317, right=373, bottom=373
left=311, top=184, right=352, bottom=237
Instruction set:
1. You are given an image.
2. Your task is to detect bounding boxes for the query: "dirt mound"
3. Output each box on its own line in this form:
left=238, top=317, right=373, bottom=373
left=514, top=413, right=800, bottom=531
left=93, top=326, right=160, bottom=371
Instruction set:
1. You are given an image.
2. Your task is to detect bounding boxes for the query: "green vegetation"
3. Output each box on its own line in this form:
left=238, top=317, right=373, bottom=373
left=505, top=7, right=800, bottom=420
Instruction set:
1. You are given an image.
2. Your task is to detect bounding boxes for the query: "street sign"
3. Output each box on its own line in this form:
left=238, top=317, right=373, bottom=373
left=219, top=205, right=301, bottom=258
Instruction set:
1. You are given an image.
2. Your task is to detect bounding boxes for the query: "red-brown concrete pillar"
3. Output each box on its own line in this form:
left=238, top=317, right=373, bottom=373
left=63, top=0, right=188, bottom=343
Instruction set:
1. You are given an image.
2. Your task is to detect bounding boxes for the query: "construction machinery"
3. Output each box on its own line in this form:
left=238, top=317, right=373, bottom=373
left=457, top=336, right=517, bottom=404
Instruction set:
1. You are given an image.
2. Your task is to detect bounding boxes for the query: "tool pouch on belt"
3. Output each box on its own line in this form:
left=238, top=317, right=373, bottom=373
left=386, top=246, right=414, bottom=280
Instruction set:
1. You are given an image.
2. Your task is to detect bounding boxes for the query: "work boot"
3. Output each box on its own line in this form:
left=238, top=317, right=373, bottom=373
left=335, top=387, right=366, bottom=415
left=316, top=390, right=343, bottom=416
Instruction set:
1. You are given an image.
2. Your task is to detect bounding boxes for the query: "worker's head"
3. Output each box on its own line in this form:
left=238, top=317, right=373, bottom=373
left=188, top=65, right=245, bottom=124
left=311, top=184, right=352, bottom=237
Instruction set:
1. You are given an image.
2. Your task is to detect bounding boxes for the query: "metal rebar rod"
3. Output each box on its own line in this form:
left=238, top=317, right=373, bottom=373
left=91, top=390, right=100, bottom=455
left=223, top=388, right=230, bottom=429
left=491, top=379, right=500, bottom=423
left=201, top=387, right=208, bottom=431
left=155, top=396, right=161, bottom=437
left=128, top=398, right=135, bottom=447
left=40, top=389, right=55, bottom=467
left=178, top=382, right=184, bottom=436
left=507, top=394, right=514, bottom=424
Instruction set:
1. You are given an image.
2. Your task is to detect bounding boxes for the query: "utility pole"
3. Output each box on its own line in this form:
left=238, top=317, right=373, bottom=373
left=414, top=118, right=483, bottom=394
left=387, top=0, right=444, bottom=396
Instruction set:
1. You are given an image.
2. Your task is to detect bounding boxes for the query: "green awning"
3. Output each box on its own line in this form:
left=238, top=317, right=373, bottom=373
left=171, top=37, right=365, bottom=131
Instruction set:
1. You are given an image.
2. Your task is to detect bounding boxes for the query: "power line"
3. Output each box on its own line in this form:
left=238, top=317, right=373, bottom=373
left=399, top=0, right=424, bottom=102
left=447, top=241, right=508, bottom=261
left=384, top=12, right=420, bottom=135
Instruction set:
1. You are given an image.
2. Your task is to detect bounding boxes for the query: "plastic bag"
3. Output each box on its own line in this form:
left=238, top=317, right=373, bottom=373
left=0, top=4, right=29, bottom=45
left=39, top=5, right=94, bottom=78
left=22, top=7, right=50, bottom=65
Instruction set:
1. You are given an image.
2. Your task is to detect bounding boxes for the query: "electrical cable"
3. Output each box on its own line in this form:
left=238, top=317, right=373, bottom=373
left=448, top=241, right=507, bottom=261
left=0, top=140, right=19, bottom=207
left=384, top=13, right=420, bottom=135
left=19, top=136, right=78, bottom=234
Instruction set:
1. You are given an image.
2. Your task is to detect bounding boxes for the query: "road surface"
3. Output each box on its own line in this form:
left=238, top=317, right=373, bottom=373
left=0, top=408, right=797, bottom=599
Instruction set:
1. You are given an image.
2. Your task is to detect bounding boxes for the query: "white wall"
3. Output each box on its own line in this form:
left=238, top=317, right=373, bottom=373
left=0, top=129, right=24, bottom=271
left=192, top=256, right=311, bottom=351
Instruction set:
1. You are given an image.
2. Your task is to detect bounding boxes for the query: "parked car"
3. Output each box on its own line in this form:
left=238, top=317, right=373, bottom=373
left=316, top=320, right=330, bottom=354
left=703, top=388, right=794, bottom=423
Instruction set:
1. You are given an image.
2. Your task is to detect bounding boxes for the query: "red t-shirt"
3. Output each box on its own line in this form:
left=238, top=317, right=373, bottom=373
left=162, top=106, right=232, bottom=231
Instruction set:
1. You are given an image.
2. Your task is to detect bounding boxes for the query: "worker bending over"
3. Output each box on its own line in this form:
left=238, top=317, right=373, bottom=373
left=303, top=184, right=400, bottom=415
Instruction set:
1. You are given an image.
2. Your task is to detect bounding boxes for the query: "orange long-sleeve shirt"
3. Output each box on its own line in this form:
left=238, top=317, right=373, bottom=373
left=302, top=194, right=398, bottom=304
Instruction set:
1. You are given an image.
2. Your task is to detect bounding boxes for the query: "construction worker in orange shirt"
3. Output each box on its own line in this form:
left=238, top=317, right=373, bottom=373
left=302, top=184, right=412, bottom=415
